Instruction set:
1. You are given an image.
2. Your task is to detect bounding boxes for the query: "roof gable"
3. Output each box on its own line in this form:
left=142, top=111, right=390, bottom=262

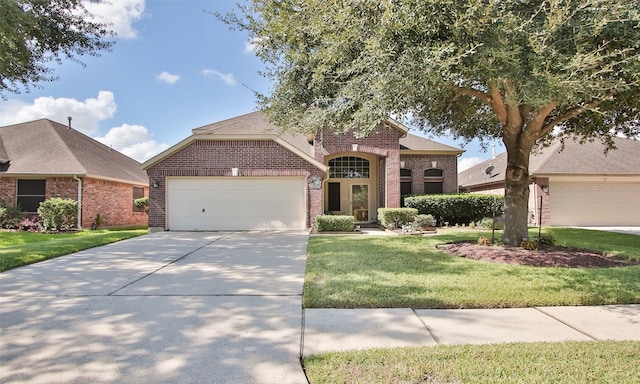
left=459, top=137, right=640, bottom=188
left=400, top=133, right=464, bottom=154
left=0, top=119, right=148, bottom=185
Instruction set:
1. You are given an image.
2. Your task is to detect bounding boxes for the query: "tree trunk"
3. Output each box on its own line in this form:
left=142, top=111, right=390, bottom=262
left=502, top=139, right=533, bottom=246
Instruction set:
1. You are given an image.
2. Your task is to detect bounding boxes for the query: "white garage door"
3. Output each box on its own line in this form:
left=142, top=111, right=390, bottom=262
left=551, top=181, right=640, bottom=226
left=167, top=177, right=306, bottom=230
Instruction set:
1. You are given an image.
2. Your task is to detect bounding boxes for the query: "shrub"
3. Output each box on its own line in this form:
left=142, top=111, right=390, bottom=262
left=478, top=236, right=491, bottom=246
left=377, top=208, right=418, bottom=229
left=413, top=214, right=436, bottom=230
left=537, top=233, right=556, bottom=246
left=479, top=217, right=505, bottom=230
left=405, top=194, right=504, bottom=226
left=316, top=215, right=355, bottom=232
left=17, top=215, right=42, bottom=231
left=134, top=197, right=149, bottom=213
left=0, top=202, right=22, bottom=229
left=521, top=240, right=538, bottom=250
left=37, top=197, right=78, bottom=231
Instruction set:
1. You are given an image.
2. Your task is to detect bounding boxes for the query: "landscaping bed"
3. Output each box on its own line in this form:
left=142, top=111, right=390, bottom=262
left=437, top=242, right=639, bottom=268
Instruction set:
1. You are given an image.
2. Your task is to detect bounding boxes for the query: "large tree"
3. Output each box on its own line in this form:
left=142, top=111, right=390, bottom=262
left=1, top=0, right=114, bottom=97
left=224, top=0, right=640, bottom=245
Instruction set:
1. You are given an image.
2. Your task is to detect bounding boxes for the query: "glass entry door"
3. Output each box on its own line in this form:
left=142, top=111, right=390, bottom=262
left=351, top=184, right=369, bottom=222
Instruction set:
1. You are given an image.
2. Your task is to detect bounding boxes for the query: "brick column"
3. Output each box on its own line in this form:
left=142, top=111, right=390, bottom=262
left=385, top=149, right=401, bottom=208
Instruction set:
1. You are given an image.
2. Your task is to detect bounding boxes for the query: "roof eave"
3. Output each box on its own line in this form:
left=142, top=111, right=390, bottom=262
left=400, top=149, right=465, bottom=155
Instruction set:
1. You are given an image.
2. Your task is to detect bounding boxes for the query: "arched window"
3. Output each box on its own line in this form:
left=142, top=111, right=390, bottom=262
left=329, top=156, right=370, bottom=178
left=424, top=168, right=444, bottom=194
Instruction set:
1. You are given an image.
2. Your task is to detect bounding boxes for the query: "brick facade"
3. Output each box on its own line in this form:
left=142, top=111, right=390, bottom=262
left=315, top=125, right=403, bottom=212
left=399, top=154, right=459, bottom=194
left=146, top=140, right=324, bottom=229
left=0, top=176, right=148, bottom=228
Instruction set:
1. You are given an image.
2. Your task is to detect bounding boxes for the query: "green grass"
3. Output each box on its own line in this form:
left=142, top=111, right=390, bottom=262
left=0, top=229, right=148, bottom=272
left=304, top=341, right=640, bottom=384
left=304, top=228, right=640, bottom=308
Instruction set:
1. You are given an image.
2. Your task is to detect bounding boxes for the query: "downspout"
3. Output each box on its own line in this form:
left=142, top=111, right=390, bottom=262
left=73, top=175, right=82, bottom=229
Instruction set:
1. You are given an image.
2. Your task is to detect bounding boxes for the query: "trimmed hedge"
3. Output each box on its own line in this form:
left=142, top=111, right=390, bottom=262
left=316, top=215, right=355, bottom=232
left=404, top=194, right=504, bottom=226
left=377, top=208, right=418, bottom=229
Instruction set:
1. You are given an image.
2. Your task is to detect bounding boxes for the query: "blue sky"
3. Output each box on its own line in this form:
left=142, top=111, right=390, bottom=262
left=0, top=0, right=502, bottom=170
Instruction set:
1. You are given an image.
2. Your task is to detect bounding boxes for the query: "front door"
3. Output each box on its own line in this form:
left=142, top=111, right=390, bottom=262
left=351, top=184, right=369, bottom=222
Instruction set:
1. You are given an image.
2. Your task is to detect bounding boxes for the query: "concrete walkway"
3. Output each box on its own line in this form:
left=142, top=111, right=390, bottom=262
left=301, top=305, right=640, bottom=357
left=0, top=232, right=310, bottom=384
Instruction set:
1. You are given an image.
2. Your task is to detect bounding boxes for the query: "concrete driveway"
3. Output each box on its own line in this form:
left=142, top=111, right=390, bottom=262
left=0, top=231, right=310, bottom=384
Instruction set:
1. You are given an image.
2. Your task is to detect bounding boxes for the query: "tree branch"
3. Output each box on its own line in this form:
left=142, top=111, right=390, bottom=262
left=539, top=98, right=606, bottom=137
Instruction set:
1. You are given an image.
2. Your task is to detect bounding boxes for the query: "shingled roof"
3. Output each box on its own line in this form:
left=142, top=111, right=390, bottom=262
left=0, top=119, right=148, bottom=185
left=459, top=137, right=640, bottom=188
left=144, top=111, right=462, bottom=168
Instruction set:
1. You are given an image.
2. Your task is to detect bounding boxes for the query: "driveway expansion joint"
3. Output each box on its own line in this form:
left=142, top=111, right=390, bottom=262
left=106, top=233, right=233, bottom=296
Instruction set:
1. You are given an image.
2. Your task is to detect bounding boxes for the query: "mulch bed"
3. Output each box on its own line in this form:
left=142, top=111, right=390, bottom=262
left=436, top=242, right=639, bottom=268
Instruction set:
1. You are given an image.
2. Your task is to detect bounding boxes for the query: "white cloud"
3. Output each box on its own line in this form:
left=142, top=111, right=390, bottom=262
left=458, top=156, right=485, bottom=171
left=83, top=0, right=145, bottom=39
left=0, top=91, right=117, bottom=135
left=94, top=124, right=169, bottom=162
left=244, top=40, right=256, bottom=53
left=201, top=69, right=237, bottom=86
left=156, top=71, right=181, bottom=84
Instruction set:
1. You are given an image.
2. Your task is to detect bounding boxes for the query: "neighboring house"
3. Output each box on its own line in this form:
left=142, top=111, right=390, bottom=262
left=0, top=119, right=149, bottom=228
left=458, top=138, right=640, bottom=226
left=143, top=111, right=463, bottom=231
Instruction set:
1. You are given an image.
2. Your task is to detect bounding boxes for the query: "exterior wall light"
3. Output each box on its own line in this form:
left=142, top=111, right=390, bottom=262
left=152, top=181, right=159, bottom=188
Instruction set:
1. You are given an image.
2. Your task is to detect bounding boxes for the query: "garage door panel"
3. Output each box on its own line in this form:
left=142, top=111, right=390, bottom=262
left=167, top=177, right=305, bottom=230
left=551, top=181, right=640, bottom=226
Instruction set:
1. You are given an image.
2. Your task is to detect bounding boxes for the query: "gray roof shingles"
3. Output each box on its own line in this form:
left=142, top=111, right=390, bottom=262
left=459, top=137, right=640, bottom=188
left=0, top=119, right=148, bottom=185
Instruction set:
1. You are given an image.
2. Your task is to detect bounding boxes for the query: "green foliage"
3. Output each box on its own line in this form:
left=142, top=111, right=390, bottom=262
left=405, top=194, right=504, bottom=226
left=315, top=215, right=355, bottom=232
left=479, top=217, right=505, bottom=230
left=0, top=202, right=22, bottom=229
left=37, top=197, right=78, bottom=231
left=222, top=0, right=640, bottom=245
left=376, top=208, right=418, bottom=229
left=412, top=214, right=436, bottom=230
left=134, top=196, right=149, bottom=213
left=537, top=233, right=556, bottom=246
left=1, top=0, right=115, bottom=97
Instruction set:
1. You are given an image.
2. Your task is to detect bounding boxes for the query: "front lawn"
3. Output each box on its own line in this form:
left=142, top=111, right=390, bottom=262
left=304, top=228, right=640, bottom=308
left=304, top=340, right=640, bottom=384
left=0, top=229, right=148, bottom=272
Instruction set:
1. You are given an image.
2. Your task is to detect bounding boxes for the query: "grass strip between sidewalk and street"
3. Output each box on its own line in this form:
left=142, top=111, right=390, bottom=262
left=0, top=229, right=148, bottom=272
left=304, top=227, right=640, bottom=309
left=304, top=340, right=640, bottom=384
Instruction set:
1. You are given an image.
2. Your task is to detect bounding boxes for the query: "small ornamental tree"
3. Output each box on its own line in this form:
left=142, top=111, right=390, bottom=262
left=221, top=0, right=640, bottom=245
left=38, top=197, right=78, bottom=231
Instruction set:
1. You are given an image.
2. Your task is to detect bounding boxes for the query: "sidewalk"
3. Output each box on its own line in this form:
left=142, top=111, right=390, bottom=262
left=301, top=304, right=640, bottom=357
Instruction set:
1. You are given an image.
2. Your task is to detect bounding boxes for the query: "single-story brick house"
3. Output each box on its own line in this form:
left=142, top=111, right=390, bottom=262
left=458, top=138, right=640, bottom=226
left=142, top=111, right=463, bottom=231
left=0, top=119, right=149, bottom=228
